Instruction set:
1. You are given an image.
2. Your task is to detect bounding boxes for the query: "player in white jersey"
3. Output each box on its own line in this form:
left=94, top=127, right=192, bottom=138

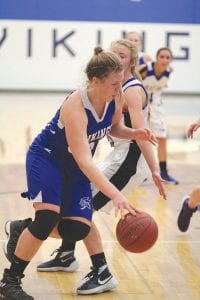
left=125, top=31, right=152, bottom=65
left=9, top=40, right=166, bottom=296
left=139, top=47, right=179, bottom=184
left=0, top=46, right=156, bottom=300
left=177, top=118, right=200, bottom=231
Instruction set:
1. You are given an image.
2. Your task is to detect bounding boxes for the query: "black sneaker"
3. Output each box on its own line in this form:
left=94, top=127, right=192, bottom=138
left=161, top=171, right=179, bottom=185
left=177, top=196, right=197, bottom=232
left=37, top=248, right=79, bottom=272
left=0, top=268, right=34, bottom=299
left=76, top=265, right=118, bottom=295
left=3, top=218, right=32, bottom=263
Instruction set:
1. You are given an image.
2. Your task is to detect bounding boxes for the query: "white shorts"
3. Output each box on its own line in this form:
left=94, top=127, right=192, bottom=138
left=149, top=101, right=167, bottom=138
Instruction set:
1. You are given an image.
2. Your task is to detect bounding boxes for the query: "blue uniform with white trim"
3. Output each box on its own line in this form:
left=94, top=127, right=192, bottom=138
left=26, top=89, right=115, bottom=220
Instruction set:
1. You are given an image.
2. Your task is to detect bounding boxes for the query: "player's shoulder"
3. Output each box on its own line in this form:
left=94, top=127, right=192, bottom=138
left=61, top=90, right=83, bottom=118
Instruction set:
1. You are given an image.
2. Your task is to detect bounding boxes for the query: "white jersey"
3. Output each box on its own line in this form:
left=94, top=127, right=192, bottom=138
left=142, top=62, right=171, bottom=104
left=92, top=77, right=151, bottom=212
left=107, top=77, right=148, bottom=147
left=122, top=77, right=148, bottom=125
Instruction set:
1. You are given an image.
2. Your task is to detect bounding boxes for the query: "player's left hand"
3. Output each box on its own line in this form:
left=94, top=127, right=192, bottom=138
left=152, top=170, right=167, bottom=200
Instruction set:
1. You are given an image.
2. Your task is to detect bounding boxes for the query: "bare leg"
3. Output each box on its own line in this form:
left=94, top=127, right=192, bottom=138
left=77, top=221, right=118, bottom=295
left=188, top=187, right=200, bottom=209
left=83, top=222, right=103, bottom=255
left=157, top=137, right=167, bottom=162
left=14, top=202, right=60, bottom=261
left=15, top=228, right=43, bottom=261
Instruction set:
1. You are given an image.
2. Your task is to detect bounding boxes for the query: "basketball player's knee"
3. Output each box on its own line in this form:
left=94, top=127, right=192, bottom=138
left=58, top=219, right=90, bottom=241
left=28, top=210, right=60, bottom=240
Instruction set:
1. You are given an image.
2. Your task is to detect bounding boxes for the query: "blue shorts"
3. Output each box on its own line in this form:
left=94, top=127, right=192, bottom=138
left=26, top=151, right=93, bottom=221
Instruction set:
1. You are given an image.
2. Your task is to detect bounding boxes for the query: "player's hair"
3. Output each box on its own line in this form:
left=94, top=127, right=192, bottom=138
left=156, top=47, right=173, bottom=59
left=111, top=39, right=142, bottom=81
left=125, top=31, right=141, bottom=39
left=86, top=46, right=123, bottom=80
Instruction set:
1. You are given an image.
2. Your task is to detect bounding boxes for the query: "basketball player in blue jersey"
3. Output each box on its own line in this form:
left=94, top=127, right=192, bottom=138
left=139, top=47, right=179, bottom=184
left=125, top=31, right=152, bottom=65
left=4, top=40, right=167, bottom=296
left=0, top=47, right=157, bottom=300
left=71, top=40, right=166, bottom=294
left=177, top=118, right=200, bottom=232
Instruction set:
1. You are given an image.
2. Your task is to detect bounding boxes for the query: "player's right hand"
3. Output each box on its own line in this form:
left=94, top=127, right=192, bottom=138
left=112, top=194, right=140, bottom=219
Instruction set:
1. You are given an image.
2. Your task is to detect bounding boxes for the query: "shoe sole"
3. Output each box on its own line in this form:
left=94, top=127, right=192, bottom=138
left=3, top=221, right=12, bottom=262
left=37, top=260, right=80, bottom=272
left=76, top=277, right=118, bottom=295
left=5, top=220, right=11, bottom=236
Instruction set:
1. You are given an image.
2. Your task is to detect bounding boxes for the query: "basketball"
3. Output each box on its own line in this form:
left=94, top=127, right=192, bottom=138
left=116, top=212, right=158, bottom=253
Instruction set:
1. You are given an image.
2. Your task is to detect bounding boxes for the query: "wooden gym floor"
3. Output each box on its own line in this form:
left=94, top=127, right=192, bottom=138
left=1, top=147, right=200, bottom=300
left=0, top=92, right=200, bottom=299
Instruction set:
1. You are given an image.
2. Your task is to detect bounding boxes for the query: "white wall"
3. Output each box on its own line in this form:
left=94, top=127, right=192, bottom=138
left=0, top=20, right=199, bottom=93
left=0, top=92, right=199, bottom=164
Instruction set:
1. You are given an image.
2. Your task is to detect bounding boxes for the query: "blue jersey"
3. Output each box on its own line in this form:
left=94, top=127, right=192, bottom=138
left=29, top=89, right=115, bottom=180
left=138, top=52, right=149, bottom=66
left=25, top=89, right=116, bottom=219
left=138, top=56, right=145, bottom=65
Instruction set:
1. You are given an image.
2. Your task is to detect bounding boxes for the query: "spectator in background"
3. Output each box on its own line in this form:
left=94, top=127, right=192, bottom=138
left=139, top=47, right=179, bottom=184
left=125, top=31, right=152, bottom=65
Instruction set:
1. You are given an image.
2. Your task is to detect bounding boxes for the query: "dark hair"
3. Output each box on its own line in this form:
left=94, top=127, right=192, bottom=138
left=156, top=47, right=173, bottom=59
left=86, top=46, right=123, bottom=80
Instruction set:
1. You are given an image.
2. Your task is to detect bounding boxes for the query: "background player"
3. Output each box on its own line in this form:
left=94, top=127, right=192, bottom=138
left=177, top=118, right=200, bottom=231
left=125, top=31, right=152, bottom=65
left=139, top=47, right=179, bottom=184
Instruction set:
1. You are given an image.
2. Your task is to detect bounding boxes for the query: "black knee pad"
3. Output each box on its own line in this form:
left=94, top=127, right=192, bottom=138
left=28, top=210, right=60, bottom=240
left=57, top=219, right=90, bottom=242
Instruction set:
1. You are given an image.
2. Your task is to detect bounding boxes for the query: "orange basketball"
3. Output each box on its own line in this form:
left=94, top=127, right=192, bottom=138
left=116, top=212, right=158, bottom=253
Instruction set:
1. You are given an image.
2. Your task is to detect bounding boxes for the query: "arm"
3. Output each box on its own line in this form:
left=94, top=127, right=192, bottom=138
left=125, top=86, right=166, bottom=199
left=60, top=91, right=137, bottom=215
left=110, top=94, right=157, bottom=145
left=187, top=118, right=200, bottom=138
